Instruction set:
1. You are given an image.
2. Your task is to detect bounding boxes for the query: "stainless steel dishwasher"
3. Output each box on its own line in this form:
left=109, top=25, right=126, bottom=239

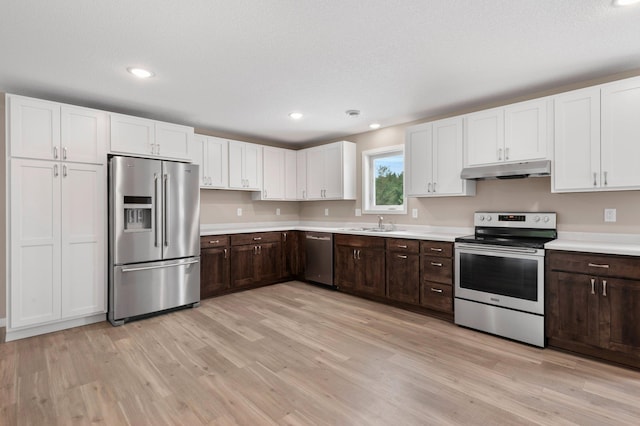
left=304, top=232, right=334, bottom=286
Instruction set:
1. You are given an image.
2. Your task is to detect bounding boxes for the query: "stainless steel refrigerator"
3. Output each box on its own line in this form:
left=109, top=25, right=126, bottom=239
left=108, top=156, right=200, bottom=325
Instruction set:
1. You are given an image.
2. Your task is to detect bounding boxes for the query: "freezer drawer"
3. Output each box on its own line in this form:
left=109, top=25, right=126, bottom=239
left=110, top=257, right=200, bottom=324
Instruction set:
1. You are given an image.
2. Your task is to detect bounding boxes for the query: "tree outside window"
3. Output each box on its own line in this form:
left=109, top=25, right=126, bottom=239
left=363, top=145, right=406, bottom=214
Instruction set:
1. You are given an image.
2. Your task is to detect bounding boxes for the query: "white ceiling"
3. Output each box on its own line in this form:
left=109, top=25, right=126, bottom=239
left=1, top=0, right=640, bottom=145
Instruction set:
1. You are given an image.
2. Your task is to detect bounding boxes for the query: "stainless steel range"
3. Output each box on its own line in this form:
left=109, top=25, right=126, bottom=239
left=454, top=212, right=557, bottom=347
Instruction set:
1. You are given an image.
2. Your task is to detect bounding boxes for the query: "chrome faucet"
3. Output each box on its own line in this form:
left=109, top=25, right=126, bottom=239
left=378, top=215, right=384, bottom=230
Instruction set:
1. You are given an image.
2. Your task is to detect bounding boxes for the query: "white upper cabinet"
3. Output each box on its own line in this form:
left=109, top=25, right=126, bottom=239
left=553, top=87, right=601, bottom=192
left=253, top=146, right=298, bottom=201
left=296, top=150, right=307, bottom=200
left=110, top=113, right=192, bottom=160
left=228, top=140, right=262, bottom=190
left=553, top=76, right=640, bottom=193
left=193, top=134, right=228, bottom=189
left=305, top=141, right=356, bottom=200
left=601, top=77, right=640, bottom=190
left=406, top=118, right=475, bottom=197
left=284, top=149, right=297, bottom=200
left=464, top=98, right=550, bottom=167
left=9, top=95, right=107, bottom=164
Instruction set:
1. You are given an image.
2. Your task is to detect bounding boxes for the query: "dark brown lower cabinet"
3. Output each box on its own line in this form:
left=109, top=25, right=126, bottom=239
left=547, top=250, right=640, bottom=368
left=282, top=231, right=301, bottom=279
left=334, top=234, right=385, bottom=297
left=200, top=236, right=230, bottom=299
left=386, top=238, right=420, bottom=304
left=230, top=232, right=283, bottom=289
left=419, top=241, right=454, bottom=314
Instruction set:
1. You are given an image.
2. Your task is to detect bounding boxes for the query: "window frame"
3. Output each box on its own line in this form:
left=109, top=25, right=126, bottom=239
left=362, top=144, right=407, bottom=215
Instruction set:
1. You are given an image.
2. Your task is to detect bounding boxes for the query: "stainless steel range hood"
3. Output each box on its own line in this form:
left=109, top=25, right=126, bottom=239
left=460, top=160, right=551, bottom=180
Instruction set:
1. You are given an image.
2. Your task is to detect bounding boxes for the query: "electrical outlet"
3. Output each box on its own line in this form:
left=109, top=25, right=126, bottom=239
left=355, top=208, right=362, bottom=217
left=276, top=208, right=281, bottom=216
left=604, top=208, right=616, bottom=222
left=324, top=208, right=329, bottom=216
left=237, top=208, right=243, bottom=217
left=412, top=208, right=418, bottom=219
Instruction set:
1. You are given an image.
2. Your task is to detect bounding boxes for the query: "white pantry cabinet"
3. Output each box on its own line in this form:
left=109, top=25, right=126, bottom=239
left=406, top=118, right=475, bottom=197
left=305, top=141, right=356, bottom=200
left=9, top=95, right=107, bottom=164
left=464, top=98, right=551, bottom=167
left=110, top=113, right=193, bottom=161
left=553, top=76, right=640, bottom=193
left=193, top=134, right=229, bottom=188
left=228, top=140, right=262, bottom=190
left=9, top=159, right=106, bottom=331
left=252, top=146, right=297, bottom=201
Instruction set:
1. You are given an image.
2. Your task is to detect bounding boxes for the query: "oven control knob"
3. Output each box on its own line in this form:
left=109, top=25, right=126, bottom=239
left=478, top=215, right=485, bottom=221
left=486, top=216, right=492, bottom=222
left=544, top=216, right=550, bottom=223
left=534, top=215, right=541, bottom=222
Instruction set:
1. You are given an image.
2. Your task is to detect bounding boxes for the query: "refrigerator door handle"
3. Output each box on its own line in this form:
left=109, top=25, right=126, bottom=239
left=164, top=173, right=169, bottom=247
left=154, top=173, right=161, bottom=247
left=121, top=259, right=199, bottom=273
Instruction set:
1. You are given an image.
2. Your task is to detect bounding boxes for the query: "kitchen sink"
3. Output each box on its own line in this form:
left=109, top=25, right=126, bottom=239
left=343, top=227, right=402, bottom=233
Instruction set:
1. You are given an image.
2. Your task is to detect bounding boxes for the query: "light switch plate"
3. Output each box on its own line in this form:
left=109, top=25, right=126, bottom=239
left=324, top=208, right=329, bottom=216
left=276, top=208, right=281, bottom=216
left=412, top=208, right=418, bottom=219
left=604, top=208, right=616, bottom=222
left=355, top=208, right=362, bottom=217
left=237, top=208, right=243, bottom=217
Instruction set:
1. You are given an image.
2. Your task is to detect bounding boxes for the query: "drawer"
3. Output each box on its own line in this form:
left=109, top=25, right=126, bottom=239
left=231, top=232, right=282, bottom=246
left=334, top=234, right=385, bottom=249
left=420, top=282, right=453, bottom=313
left=200, top=235, right=229, bottom=249
left=420, top=240, right=453, bottom=258
left=386, top=238, right=420, bottom=254
left=421, top=255, right=453, bottom=284
left=547, top=250, right=640, bottom=280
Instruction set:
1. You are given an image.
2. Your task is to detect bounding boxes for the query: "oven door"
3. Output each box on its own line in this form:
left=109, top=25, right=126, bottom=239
left=454, top=243, right=544, bottom=315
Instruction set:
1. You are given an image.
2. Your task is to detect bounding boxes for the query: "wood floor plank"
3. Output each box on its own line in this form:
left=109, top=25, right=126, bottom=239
left=3, top=281, right=640, bottom=425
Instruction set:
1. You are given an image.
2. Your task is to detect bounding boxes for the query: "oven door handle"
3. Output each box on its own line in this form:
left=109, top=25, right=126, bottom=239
left=455, top=243, right=539, bottom=255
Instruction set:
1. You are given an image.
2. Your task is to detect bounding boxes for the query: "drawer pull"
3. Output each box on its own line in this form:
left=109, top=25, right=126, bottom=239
left=430, top=288, right=443, bottom=293
left=590, top=278, right=596, bottom=295
left=588, top=263, right=609, bottom=269
left=429, top=248, right=443, bottom=252
left=397, top=255, right=408, bottom=259
left=602, top=280, right=607, bottom=297
left=397, top=245, right=408, bottom=249
left=209, top=239, right=220, bottom=244
left=253, top=237, right=262, bottom=241
left=430, top=262, right=443, bottom=267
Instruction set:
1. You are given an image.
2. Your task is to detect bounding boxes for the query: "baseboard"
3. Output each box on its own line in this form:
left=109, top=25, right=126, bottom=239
left=0, top=317, right=6, bottom=327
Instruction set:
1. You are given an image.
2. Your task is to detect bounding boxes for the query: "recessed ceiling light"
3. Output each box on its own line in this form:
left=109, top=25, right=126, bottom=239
left=127, top=67, right=154, bottom=78
left=369, top=123, right=381, bottom=129
left=288, top=112, right=303, bottom=120
left=613, top=0, right=640, bottom=6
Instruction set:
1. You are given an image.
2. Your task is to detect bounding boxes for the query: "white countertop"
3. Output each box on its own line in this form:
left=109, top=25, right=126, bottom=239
left=200, top=221, right=472, bottom=242
left=201, top=222, right=640, bottom=255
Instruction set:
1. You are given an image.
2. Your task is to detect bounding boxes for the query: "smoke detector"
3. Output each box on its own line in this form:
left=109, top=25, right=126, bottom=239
left=345, top=109, right=361, bottom=118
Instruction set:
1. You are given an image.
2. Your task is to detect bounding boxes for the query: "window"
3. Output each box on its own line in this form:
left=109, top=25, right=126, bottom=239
left=362, top=145, right=406, bottom=214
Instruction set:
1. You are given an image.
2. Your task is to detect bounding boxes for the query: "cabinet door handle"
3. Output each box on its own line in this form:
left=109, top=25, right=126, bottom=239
left=253, top=237, right=262, bottom=241
left=283, top=232, right=287, bottom=242
left=397, top=245, right=408, bottom=249
left=590, top=278, right=596, bottom=295
left=588, top=263, right=609, bottom=269
left=430, top=288, right=443, bottom=293
left=157, top=144, right=160, bottom=155
left=430, top=247, right=443, bottom=252
left=505, top=147, right=510, bottom=160
left=433, top=182, right=436, bottom=193
left=593, top=172, right=597, bottom=187
left=53, top=146, right=58, bottom=159
left=427, top=182, right=432, bottom=193
left=224, top=248, right=228, bottom=259
left=63, top=147, right=68, bottom=160
left=259, top=245, right=262, bottom=254
left=431, top=262, right=443, bottom=267
left=302, top=190, right=306, bottom=199
left=603, top=171, right=608, bottom=186
left=254, top=246, right=258, bottom=255
left=209, top=240, right=220, bottom=244
left=62, top=165, right=67, bottom=177
left=498, top=148, right=503, bottom=161
left=397, top=254, right=407, bottom=259
left=602, top=280, right=607, bottom=297
left=357, top=249, right=361, bottom=260
left=264, top=190, right=268, bottom=198
left=53, top=164, right=59, bottom=177
left=353, top=249, right=357, bottom=260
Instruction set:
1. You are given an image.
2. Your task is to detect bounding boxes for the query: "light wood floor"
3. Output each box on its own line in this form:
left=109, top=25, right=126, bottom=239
left=2, top=281, right=640, bottom=425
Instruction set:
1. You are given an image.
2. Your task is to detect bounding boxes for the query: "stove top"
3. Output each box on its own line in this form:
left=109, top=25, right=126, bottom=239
left=455, top=212, right=557, bottom=249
